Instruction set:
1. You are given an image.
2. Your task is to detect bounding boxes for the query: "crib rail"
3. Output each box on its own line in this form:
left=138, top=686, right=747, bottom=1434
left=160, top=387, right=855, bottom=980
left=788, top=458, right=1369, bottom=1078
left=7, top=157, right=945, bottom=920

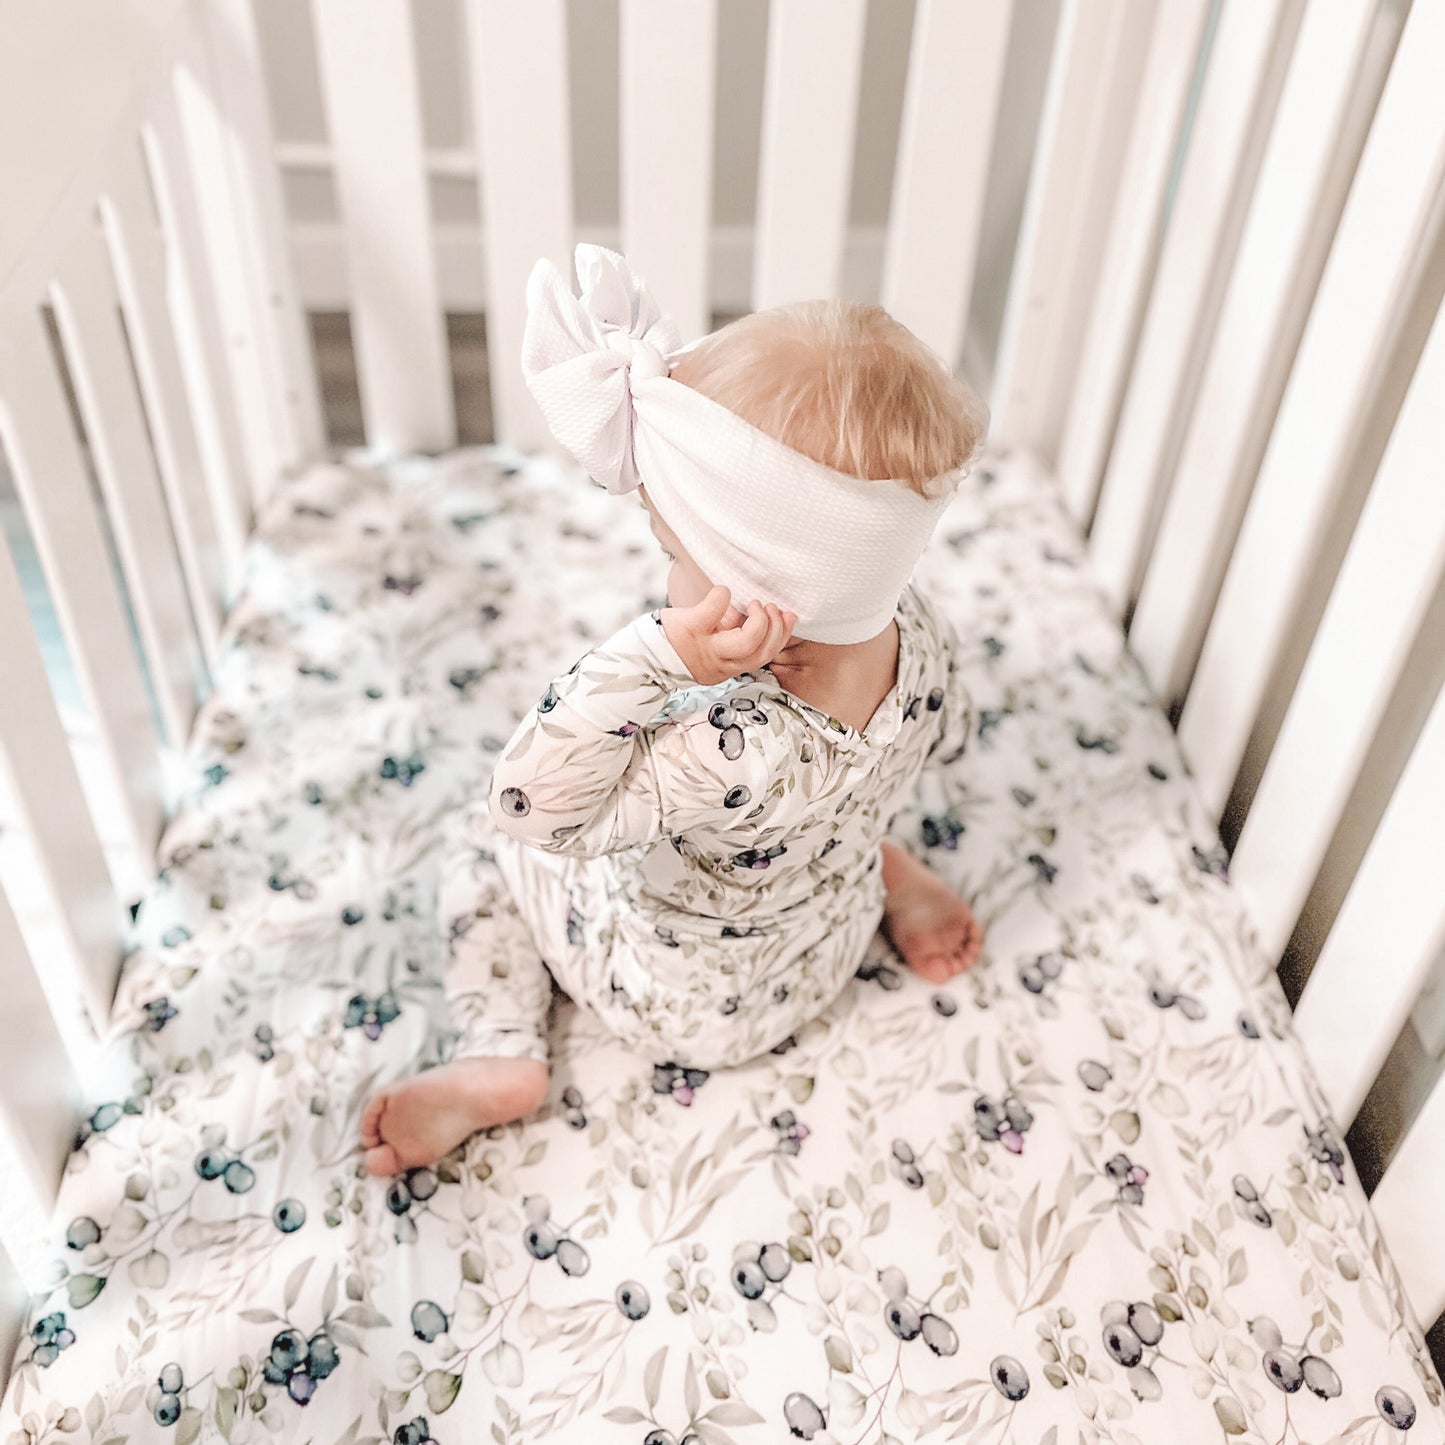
left=1, top=0, right=1443, bottom=1377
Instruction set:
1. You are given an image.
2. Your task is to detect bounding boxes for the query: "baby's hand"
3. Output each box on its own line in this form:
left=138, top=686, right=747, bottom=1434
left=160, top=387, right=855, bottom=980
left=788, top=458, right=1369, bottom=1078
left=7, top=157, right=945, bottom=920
left=662, top=586, right=796, bottom=685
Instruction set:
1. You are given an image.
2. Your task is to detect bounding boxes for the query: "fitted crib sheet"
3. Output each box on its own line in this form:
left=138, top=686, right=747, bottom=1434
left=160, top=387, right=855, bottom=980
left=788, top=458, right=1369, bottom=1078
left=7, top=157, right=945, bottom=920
left=2, top=446, right=1439, bottom=1445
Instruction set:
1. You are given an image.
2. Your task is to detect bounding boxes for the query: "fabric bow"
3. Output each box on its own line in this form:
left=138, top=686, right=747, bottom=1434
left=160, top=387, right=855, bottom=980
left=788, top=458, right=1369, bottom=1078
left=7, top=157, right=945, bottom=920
left=522, top=245, right=682, bottom=493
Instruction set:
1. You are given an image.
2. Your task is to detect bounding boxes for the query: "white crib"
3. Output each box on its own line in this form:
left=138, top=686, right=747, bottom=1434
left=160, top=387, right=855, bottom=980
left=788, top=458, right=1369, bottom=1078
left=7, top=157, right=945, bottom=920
left=1, top=0, right=1442, bottom=1429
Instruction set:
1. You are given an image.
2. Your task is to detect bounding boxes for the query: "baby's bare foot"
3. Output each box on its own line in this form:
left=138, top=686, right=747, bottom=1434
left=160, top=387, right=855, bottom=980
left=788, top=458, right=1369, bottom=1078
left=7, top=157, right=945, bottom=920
left=880, top=841, right=985, bottom=984
left=360, top=1057, right=549, bottom=1176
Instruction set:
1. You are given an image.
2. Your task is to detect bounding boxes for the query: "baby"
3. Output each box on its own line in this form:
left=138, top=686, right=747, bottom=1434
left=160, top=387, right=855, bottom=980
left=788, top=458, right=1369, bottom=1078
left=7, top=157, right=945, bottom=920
left=361, top=246, right=988, bottom=1174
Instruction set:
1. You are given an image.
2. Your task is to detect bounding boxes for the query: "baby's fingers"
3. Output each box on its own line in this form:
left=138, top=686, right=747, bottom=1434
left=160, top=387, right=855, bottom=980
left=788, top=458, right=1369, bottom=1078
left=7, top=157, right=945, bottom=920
left=715, top=600, right=770, bottom=660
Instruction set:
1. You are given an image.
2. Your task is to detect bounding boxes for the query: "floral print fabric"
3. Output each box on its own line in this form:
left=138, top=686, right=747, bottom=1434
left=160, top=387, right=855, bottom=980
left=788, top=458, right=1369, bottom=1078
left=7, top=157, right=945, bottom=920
left=446, top=582, right=971, bottom=1069
left=1, top=445, right=1439, bottom=1445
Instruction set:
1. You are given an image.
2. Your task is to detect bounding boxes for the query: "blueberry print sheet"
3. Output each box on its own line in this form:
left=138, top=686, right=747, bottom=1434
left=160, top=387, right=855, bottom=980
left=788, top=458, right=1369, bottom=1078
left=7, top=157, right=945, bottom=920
left=2, top=446, right=1439, bottom=1445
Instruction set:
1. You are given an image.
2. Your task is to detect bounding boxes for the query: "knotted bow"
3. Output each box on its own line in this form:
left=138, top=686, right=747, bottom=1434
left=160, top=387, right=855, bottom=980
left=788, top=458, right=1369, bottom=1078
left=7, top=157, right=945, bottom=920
left=523, top=245, right=681, bottom=493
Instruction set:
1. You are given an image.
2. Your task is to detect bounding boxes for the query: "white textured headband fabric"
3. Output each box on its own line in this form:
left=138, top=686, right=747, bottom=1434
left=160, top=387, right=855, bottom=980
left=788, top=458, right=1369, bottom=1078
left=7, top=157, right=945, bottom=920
left=522, top=243, right=985, bottom=645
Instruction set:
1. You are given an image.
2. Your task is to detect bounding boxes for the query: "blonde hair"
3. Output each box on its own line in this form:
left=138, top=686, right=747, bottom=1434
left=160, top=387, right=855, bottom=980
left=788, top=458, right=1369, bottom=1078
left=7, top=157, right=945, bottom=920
left=668, top=300, right=987, bottom=497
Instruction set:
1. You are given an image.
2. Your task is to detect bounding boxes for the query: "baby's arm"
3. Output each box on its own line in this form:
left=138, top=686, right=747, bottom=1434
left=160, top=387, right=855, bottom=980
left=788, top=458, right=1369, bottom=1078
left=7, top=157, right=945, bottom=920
left=485, top=598, right=787, bottom=858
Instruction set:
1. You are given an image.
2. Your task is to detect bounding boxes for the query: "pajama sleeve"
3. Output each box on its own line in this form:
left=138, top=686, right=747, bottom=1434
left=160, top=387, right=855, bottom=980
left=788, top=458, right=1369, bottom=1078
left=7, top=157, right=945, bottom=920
left=484, top=612, right=784, bottom=859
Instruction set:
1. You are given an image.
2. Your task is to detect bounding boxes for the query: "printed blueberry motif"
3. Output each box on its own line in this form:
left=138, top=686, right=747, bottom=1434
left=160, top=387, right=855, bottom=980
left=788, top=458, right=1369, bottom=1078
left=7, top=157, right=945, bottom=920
left=194, top=1139, right=256, bottom=1195
left=652, top=1062, right=709, bottom=1107
left=1305, top=1121, right=1346, bottom=1185
left=261, top=1326, right=339, bottom=1405
left=921, top=814, right=964, bottom=849
left=718, top=725, right=745, bottom=761
left=160, top=925, right=191, bottom=948
left=890, top=1138, right=923, bottom=1189
left=1027, top=852, right=1058, bottom=884
left=770, top=1109, right=810, bottom=1156
left=1098, top=1298, right=1169, bottom=1399
left=905, top=695, right=923, bottom=721
left=151, top=1360, right=186, bottom=1426
left=990, top=1354, right=1030, bottom=1401
left=1078, top=1059, right=1111, bottom=1092
left=410, top=1300, right=448, bottom=1342
left=1147, top=982, right=1206, bottom=1019
left=1017, top=951, right=1063, bottom=995
left=254, top=1022, right=276, bottom=1061
left=65, top=1217, right=101, bottom=1250
left=560, top=1085, right=587, bottom=1129
left=28, top=1312, right=76, bottom=1368
left=1237, top=1011, right=1261, bottom=1039
left=1232, top=1174, right=1271, bottom=1227
left=379, top=752, right=426, bottom=787
left=521, top=1195, right=589, bottom=1276
left=927, top=686, right=945, bottom=711
left=856, top=958, right=902, bottom=990
left=732, top=844, right=785, bottom=871
left=615, top=1281, right=650, bottom=1320
left=1075, top=728, right=1119, bottom=753
left=1104, top=1152, right=1149, bottom=1205
left=497, top=786, right=531, bottom=817
left=731, top=1240, right=791, bottom=1330
left=1377, top=1385, right=1417, bottom=1430
left=343, top=991, right=401, bottom=1041
left=723, top=785, right=751, bottom=809
left=273, top=1199, right=307, bottom=1233
left=932, top=992, right=957, bottom=1017
left=201, top=763, right=228, bottom=788
left=393, top=1418, right=439, bottom=1445
left=974, top=1094, right=1033, bottom=1154
left=538, top=683, right=559, bottom=713
left=782, top=1391, right=826, bottom=1438
left=1192, top=842, right=1230, bottom=879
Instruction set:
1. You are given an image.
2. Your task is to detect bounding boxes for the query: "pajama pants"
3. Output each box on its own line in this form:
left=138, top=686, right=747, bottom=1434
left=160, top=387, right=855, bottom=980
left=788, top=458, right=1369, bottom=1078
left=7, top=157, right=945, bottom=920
left=438, top=810, right=885, bottom=1071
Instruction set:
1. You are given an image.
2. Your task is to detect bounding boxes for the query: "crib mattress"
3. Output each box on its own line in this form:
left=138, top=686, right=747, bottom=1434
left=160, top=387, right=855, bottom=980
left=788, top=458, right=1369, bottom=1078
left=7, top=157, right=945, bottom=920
left=2, top=446, right=1439, bottom=1445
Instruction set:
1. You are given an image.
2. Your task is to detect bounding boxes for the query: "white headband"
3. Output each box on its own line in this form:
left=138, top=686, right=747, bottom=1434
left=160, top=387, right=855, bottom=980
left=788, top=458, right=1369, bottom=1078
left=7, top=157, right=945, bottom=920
left=522, top=243, right=985, bottom=645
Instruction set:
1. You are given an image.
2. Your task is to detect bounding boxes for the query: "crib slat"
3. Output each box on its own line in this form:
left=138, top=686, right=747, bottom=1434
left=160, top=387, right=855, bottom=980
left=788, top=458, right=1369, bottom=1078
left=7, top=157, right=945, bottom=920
left=990, top=0, right=1157, bottom=461
left=0, top=881, right=82, bottom=1293
left=100, top=144, right=230, bottom=652
left=311, top=0, right=455, bottom=454
left=1086, top=0, right=1303, bottom=616
left=199, top=0, right=325, bottom=467
left=752, top=0, right=868, bottom=309
left=619, top=0, right=716, bottom=346
left=880, top=0, right=1012, bottom=370
left=142, top=92, right=256, bottom=554
left=1055, top=0, right=1213, bottom=526
left=0, top=496, right=124, bottom=1029
left=1179, top=0, right=1445, bottom=819
left=0, top=302, right=167, bottom=880
left=1292, top=684, right=1445, bottom=1132
left=1230, top=292, right=1445, bottom=962
left=49, top=223, right=205, bottom=748
left=465, top=0, right=573, bottom=450
left=1372, top=1010, right=1445, bottom=1325
left=1130, top=0, right=1385, bottom=708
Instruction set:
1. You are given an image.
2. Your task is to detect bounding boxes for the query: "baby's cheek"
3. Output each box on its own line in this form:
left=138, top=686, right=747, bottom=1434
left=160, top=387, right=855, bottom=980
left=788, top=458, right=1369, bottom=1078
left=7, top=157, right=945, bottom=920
left=668, top=559, right=713, bottom=610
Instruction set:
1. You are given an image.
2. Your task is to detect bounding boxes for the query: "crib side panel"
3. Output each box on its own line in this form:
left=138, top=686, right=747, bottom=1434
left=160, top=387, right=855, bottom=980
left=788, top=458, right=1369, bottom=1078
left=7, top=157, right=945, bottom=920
left=1229, top=291, right=1445, bottom=965
left=102, top=143, right=237, bottom=633
left=989, top=0, right=1157, bottom=465
left=1054, top=0, right=1213, bottom=529
left=752, top=0, right=868, bottom=309
left=1128, top=0, right=1394, bottom=713
left=1084, top=0, right=1304, bottom=620
left=620, top=0, right=717, bottom=346
left=0, top=304, right=169, bottom=887
left=880, top=0, right=1013, bottom=373
left=465, top=0, right=573, bottom=451
left=1177, top=0, right=1445, bottom=820
left=48, top=226, right=208, bottom=747
left=311, top=0, right=456, bottom=454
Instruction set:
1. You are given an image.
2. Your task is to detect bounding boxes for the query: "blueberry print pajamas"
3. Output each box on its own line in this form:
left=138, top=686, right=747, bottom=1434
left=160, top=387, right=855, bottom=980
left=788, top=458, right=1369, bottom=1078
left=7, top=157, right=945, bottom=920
left=440, top=585, right=974, bottom=1069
